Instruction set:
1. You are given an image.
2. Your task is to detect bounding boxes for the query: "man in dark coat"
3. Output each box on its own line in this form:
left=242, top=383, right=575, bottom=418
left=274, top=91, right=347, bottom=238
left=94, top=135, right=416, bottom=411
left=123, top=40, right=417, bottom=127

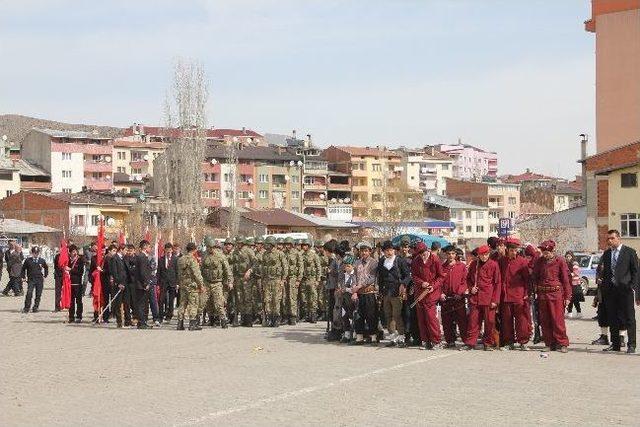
left=108, top=244, right=129, bottom=327
left=157, top=243, right=178, bottom=321
left=3, top=242, right=25, bottom=296
left=123, top=244, right=138, bottom=326
left=134, top=240, right=153, bottom=329
left=601, top=230, right=639, bottom=353
left=21, top=246, right=49, bottom=313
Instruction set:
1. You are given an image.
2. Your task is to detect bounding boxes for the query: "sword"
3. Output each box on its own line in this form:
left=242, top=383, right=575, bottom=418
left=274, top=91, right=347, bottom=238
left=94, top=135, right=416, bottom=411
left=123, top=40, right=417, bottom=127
left=97, top=288, right=122, bottom=321
left=409, top=284, right=433, bottom=309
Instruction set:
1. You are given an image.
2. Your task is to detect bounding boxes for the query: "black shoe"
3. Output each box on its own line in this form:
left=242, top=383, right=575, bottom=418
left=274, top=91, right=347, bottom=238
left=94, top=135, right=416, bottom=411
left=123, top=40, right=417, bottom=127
left=591, top=334, right=609, bottom=345
left=220, top=317, right=229, bottom=329
left=1, top=291, right=9, bottom=296
left=603, top=345, right=621, bottom=352
left=176, top=320, right=185, bottom=330
left=232, top=315, right=239, bottom=327
left=289, top=316, right=297, bottom=326
left=273, top=316, right=280, bottom=328
left=309, top=314, right=317, bottom=324
left=74, top=318, right=82, bottom=323
left=188, top=320, right=202, bottom=331
left=137, top=323, right=152, bottom=329
left=208, top=317, right=215, bottom=327
left=32, top=308, right=39, bottom=313
left=627, top=346, right=636, bottom=354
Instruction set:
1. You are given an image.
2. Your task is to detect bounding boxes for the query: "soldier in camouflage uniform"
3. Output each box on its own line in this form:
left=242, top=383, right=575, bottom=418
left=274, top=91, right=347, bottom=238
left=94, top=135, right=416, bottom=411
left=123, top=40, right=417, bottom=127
left=176, top=242, right=205, bottom=331
left=275, top=238, right=288, bottom=323
left=315, top=239, right=329, bottom=319
left=250, top=237, right=265, bottom=324
left=300, top=239, right=322, bottom=323
left=234, top=238, right=256, bottom=327
left=283, top=237, right=304, bottom=325
left=222, top=238, right=236, bottom=324
left=255, top=236, right=287, bottom=326
left=200, top=236, right=233, bottom=328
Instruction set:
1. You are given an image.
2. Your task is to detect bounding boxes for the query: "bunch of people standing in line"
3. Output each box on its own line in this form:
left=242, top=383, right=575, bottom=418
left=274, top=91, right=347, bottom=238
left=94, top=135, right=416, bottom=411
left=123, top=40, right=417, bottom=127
left=4, top=229, right=638, bottom=354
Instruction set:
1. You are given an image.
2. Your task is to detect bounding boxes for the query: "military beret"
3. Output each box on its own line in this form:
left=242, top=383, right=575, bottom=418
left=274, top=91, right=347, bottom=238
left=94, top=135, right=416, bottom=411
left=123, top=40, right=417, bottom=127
left=476, top=245, right=491, bottom=255
left=538, top=240, right=556, bottom=252
left=414, top=242, right=428, bottom=254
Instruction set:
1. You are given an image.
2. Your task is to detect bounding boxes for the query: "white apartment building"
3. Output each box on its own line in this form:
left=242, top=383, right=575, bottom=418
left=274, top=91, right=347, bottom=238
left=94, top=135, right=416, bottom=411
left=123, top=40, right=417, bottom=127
left=397, top=147, right=454, bottom=196
left=433, top=141, right=498, bottom=181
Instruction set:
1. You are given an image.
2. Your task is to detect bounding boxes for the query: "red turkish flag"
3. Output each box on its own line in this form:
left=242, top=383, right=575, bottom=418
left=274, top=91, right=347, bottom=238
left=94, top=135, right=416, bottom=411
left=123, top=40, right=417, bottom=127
left=58, top=238, right=71, bottom=310
left=92, top=218, right=105, bottom=314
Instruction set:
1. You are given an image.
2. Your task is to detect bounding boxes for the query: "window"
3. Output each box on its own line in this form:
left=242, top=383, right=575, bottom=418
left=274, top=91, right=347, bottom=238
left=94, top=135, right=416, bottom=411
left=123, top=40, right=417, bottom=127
left=372, top=194, right=382, bottom=202
left=508, top=197, right=517, bottom=205
left=132, top=168, right=142, bottom=174
left=73, top=215, right=85, bottom=226
left=92, top=172, right=100, bottom=179
left=557, top=195, right=566, bottom=204
left=259, top=190, right=268, bottom=199
left=476, top=225, right=484, bottom=233
left=6, top=190, right=13, bottom=198
left=465, top=211, right=471, bottom=219
left=477, top=211, right=484, bottom=219
left=621, top=173, right=637, bottom=188
left=621, top=213, right=639, bottom=237
left=372, top=179, right=382, bottom=187
left=291, top=207, right=300, bottom=213
left=0, top=173, right=11, bottom=180
left=62, top=170, right=72, bottom=178
left=259, top=174, right=269, bottom=183
left=223, top=173, right=230, bottom=183
left=304, top=176, right=315, bottom=185
left=508, top=211, right=516, bottom=219
left=442, top=164, right=449, bottom=170
left=465, top=226, right=472, bottom=232
left=117, top=167, right=126, bottom=173
left=291, top=191, right=300, bottom=200
left=410, top=176, right=415, bottom=180
left=62, top=188, right=72, bottom=193
left=291, top=175, right=299, bottom=184
left=489, top=211, right=500, bottom=219
left=490, top=224, right=498, bottom=233
left=224, top=190, right=233, bottom=198
left=117, top=151, right=126, bottom=160
left=62, top=153, right=72, bottom=160
left=91, top=215, right=100, bottom=226
left=372, top=163, right=381, bottom=172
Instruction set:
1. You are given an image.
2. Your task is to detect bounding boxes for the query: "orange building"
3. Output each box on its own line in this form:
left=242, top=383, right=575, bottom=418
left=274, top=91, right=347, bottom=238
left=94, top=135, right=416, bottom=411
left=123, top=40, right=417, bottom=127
left=585, top=0, right=640, bottom=153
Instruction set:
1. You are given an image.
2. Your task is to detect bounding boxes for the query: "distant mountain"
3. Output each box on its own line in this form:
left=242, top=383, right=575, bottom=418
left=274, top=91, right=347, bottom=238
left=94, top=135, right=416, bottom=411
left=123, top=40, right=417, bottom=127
left=0, top=114, right=125, bottom=148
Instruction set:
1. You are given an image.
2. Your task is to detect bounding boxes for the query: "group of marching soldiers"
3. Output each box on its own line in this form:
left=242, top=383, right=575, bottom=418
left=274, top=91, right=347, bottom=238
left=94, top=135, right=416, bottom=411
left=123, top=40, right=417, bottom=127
left=176, top=236, right=327, bottom=331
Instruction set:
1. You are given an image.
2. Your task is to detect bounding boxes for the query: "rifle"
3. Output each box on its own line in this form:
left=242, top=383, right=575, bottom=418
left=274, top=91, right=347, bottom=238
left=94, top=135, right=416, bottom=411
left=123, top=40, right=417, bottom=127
left=409, top=284, right=434, bottom=309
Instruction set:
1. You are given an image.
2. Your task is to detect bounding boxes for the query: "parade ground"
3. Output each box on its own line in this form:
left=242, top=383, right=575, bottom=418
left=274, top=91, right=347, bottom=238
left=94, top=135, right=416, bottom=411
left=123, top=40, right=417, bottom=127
left=2, top=278, right=638, bottom=427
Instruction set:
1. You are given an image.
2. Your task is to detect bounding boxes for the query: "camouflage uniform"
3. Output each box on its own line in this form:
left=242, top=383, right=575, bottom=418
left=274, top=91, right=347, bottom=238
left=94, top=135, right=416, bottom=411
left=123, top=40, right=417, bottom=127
left=284, top=238, right=304, bottom=322
left=258, top=237, right=288, bottom=326
left=177, top=252, right=204, bottom=330
left=316, top=241, right=329, bottom=317
left=275, top=238, right=288, bottom=317
left=200, top=237, right=233, bottom=327
left=251, top=238, right=265, bottom=318
left=301, top=240, right=322, bottom=322
left=222, top=239, right=235, bottom=314
left=233, top=240, right=256, bottom=325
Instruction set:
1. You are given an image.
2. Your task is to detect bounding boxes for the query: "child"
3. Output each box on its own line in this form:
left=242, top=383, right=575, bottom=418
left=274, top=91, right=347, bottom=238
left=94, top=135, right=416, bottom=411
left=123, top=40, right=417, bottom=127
left=566, top=262, right=584, bottom=318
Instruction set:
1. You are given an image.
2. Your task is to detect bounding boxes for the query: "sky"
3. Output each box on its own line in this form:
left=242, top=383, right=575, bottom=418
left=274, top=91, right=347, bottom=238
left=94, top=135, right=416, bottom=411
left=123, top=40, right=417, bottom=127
left=0, top=0, right=595, bottom=178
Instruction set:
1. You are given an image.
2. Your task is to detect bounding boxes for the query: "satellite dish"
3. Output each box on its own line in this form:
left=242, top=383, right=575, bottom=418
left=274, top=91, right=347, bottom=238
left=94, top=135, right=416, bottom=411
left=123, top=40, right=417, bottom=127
left=105, top=175, right=111, bottom=180
left=284, top=175, right=290, bottom=181
left=248, top=192, right=254, bottom=199
left=247, top=178, right=253, bottom=184
left=232, top=137, right=238, bottom=142
left=289, top=161, right=295, bottom=167
left=143, top=155, right=149, bottom=161
left=297, top=160, right=303, bottom=166
left=106, top=217, right=116, bottom=227
left=344, top=197, right=350, bottom=203
left=319, top=194, right=325, bottom=200
left=210, top=159, right=218, bottom=165
left=338, top=198, right=344, bottom=203
left=105, top=156, right=112, bottom=162
left=247, top=138, right=253, bottom=143
left=135, top=175, right=142, bottom=181
left=331, top=198, right=337, bottom=203
left=139, top=194, right=146, bottom=201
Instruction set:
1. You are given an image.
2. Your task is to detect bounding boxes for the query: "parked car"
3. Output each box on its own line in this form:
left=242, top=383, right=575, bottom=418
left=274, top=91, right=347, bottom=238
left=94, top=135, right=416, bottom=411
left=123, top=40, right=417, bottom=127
left=572, top=252, right=602, bottom=295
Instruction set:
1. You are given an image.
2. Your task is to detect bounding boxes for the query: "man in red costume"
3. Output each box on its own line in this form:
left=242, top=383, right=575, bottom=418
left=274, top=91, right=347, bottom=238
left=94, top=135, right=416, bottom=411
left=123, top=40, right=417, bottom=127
left=461, top=245, right=501, bottom=351
left=440, top=245, right=468, bottom=348
left=531, top=240, right=571, bottom=353
left=411, top=242, right=444, bottom=350
left=499, top=238, right=532, bottom=350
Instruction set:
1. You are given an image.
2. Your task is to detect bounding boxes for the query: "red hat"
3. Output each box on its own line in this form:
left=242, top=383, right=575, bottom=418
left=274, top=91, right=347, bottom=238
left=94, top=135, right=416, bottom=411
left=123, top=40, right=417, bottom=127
left=538, top=240, right=556, bottom=252
left=524, top=244, right=537, bottom=257
left=476, top=245, right=491, bottom=255
left=415, top=242, right=428, bottom=254
left=505, top=237, right=521, bottom=248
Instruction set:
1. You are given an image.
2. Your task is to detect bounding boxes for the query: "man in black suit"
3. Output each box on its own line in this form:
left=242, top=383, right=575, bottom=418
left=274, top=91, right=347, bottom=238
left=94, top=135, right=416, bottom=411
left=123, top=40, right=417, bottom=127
left=135, top=240, right=154, bottom=329
left=108, top=244, right=128, bottom=328
left=157, top=242, right=178, bottom=321
left=601, top=230, right=639, bottom=354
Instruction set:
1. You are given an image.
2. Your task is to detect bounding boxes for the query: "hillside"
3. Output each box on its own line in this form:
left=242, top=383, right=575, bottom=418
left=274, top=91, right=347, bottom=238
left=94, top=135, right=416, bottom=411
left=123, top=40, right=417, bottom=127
left=0, top=114, right=125, bottom=148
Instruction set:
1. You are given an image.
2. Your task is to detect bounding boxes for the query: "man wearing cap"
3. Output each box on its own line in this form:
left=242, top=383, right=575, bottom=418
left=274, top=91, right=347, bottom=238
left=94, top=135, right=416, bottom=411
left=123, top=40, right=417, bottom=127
left=498, top=238, right=532, bottom=350
left=461, top=245, right=501, bottom=351
left=177, top=242, right=205, bottom=331
left=300, top=239, right=321, bottom=322
left=223, top=238, right=238, bottom=325
left=283, top=237, right=304, bottom=325
left=440, top=245, right=468, bottom=348
left=377, top=240, right=410, bottom=347
left=21, top=246, right=48, bottom=313
left=398, top=237, right=420, bottom=346
left=200, top=237, right=233, bottom=328
left=337, top=254, right=357, bottom=342
left=531, top=240, right=571, bottom=352
left=411, top=241, right=444, bottom=349
left=352, top=241, right=379, bottom=344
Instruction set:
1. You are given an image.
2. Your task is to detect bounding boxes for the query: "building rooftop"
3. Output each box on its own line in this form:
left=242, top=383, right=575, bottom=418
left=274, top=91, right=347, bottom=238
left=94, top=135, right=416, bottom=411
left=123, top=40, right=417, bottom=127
left=13, top=159, right=50, bottom=177
left=424, top=194, right=487, bottom=210
left=33, top=128, right=112, bottom=140
left=329, top=145, right=401, bottom=158
left=0, top=218, right=60, bottom=235
left=500, top=169, right=559, bottom=184
left=517, top=205, right=586, bottom=229
left=113, top=139, right=167, bottom=150
left=33, top=191, right=132, bottom=206
left=206, top=144, right=300, bottom=162
left=124, top=125, right=263, bottom=139
left=434, top=142, right=497, bottom=155
left=288, top=211, right=359, bottom=228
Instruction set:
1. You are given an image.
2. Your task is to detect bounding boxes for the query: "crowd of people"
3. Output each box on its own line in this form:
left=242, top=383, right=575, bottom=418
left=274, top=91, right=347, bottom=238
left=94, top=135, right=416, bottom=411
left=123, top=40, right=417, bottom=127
left=3, top=229, right=638, bottom=353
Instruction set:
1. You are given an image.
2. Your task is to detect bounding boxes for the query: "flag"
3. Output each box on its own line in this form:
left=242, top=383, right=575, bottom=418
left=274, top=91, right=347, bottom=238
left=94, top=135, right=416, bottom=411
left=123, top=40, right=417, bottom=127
left=144, top=226, right=151, bottom=243
left=157, top=232, right=164, bottom=259
left=58, top=237, right=71, bottom=310
left=92, top=217, right=105, bottom=315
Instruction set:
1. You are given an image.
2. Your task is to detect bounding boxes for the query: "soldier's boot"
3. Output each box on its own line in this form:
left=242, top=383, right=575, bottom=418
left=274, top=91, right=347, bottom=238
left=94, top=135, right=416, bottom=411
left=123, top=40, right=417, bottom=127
left=208, top=317, right=215, bottom=327
left=309, top=313, right=317, bottom=324
left=220, top=316, right=229, bottom=329
left=195, top=316, right=203, bottom=330
left=273, top=316, right=280, bottom=328
left=243, top=314, right=254, bottom=327
left=289, top=316, right=297, bottom=326
left=177, top=320, right=185, bottom=331
left=232, top=313, right=239, bottom=327
left=188, top=320, right=202, bottom=331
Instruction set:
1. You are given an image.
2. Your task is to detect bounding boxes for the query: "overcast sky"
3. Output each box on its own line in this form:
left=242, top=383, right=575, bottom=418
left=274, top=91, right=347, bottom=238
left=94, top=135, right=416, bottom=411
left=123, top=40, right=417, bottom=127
left=0, top=0, right=595, bottom=178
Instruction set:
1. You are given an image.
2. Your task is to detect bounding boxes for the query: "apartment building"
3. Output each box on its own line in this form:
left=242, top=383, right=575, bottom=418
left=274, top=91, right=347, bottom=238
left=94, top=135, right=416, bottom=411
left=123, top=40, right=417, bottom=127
left=112, top=139, right=168, bottom=178
left=445, top=178, right=520, bottom=235
left=0, top=156, right=20, bottom=199
left=21, top=128, right=114, bottom=193
left=396, top=147, right=454, bottom=196
left=123, top=124, right=265, bottom=146
left=432, top=141, right=498, bottom=181
left=424, top=194, right=490, bottom=242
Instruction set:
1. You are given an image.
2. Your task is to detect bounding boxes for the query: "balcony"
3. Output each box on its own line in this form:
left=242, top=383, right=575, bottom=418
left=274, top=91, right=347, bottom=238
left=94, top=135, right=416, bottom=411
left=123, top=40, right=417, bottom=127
left=130, top=160, right=149, bottom=169
left=84, top=161, right=112, bottom=173
left=352, top=200, right=367, bottom=208
left=488, top=201, right=503, bottom=208
left=272, top=182, right=287, bottom=190
left=304, top=161, right=328, bottom=173
left=201, top=181, right=220, bottom=190
left=327, top=182, right=351, bottom=191
left=84, top=178, right=112, bottom=191
left=351, top=169, right=368, bottom=177
left=304, top=182, right=326, bottom=191
left=352, top=185, right=368, bottom=192
left=303, top=207, right=327, bottom=217
left=304, top=198, right=327, bottom=206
